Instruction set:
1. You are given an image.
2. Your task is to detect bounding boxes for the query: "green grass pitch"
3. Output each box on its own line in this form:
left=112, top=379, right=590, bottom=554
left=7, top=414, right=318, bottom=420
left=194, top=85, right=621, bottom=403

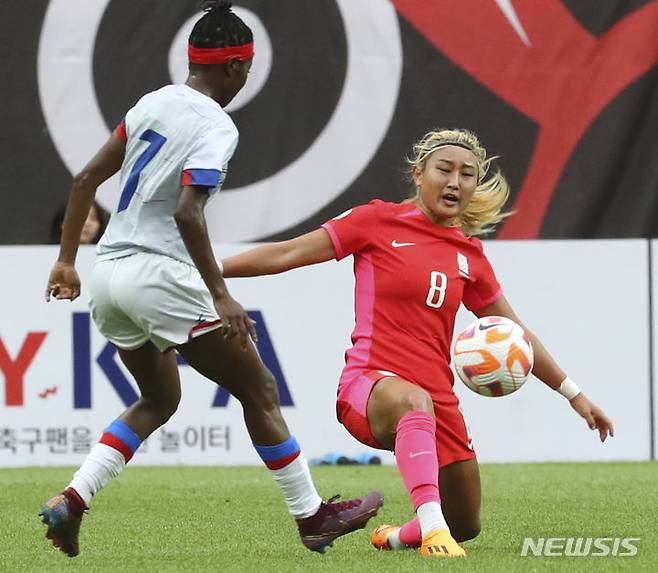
left=2, top=462, right=656, bottom=572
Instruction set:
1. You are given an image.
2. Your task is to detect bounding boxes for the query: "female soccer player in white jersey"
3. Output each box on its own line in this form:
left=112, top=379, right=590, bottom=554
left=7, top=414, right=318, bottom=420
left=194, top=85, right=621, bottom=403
left=219, top=128, right=615, bottom=558
left=40, top=0, right=382, bottom=558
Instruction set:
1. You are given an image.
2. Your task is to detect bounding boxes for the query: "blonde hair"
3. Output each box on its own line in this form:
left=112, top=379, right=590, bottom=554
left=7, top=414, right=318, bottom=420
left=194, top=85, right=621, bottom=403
left=408, top=128, right=511, bottom=236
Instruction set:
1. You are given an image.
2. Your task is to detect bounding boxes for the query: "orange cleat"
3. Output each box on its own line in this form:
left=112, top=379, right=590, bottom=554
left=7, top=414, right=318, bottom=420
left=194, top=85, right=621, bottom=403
left=370, top=524, right=401, bottom=550
left=420, top=529, right=466, bottom=557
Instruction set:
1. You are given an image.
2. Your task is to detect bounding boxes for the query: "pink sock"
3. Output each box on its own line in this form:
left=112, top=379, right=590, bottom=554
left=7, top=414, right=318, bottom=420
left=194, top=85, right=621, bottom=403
left=399, top=517, right=422, bottom=547
left=394, top=411, right=440, bottom=510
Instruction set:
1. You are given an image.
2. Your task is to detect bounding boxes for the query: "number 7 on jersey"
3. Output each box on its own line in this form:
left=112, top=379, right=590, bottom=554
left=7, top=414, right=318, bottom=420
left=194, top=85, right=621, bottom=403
left=117, top=129, right=167, bottom=212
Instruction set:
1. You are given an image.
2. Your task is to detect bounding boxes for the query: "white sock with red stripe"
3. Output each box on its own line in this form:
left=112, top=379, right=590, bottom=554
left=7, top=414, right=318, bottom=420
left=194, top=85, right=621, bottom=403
left=69, top=444, right=126, bottom=505
left=68, top=419, right=141, bottom=506
left=254, top=436, right=322, bottom=518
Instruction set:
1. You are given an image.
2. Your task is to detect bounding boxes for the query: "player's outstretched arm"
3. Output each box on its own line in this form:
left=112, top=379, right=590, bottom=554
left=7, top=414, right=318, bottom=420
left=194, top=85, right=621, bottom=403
left=221, top=228, right=336, bottom=278
left=475, top=295, right=614, bottom=442
left=46, top=132, right=125, bottom=302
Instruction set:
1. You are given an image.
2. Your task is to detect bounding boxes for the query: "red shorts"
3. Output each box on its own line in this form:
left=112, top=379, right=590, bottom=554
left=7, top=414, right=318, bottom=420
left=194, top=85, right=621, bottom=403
left=336, top=369, right=476, bottom=468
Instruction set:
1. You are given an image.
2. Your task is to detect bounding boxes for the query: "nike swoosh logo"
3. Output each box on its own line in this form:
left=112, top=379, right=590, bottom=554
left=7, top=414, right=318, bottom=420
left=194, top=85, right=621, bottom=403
left=478, top=323, right=501, bottom=330
left=391, top=240, right=415, bottom=248
left=409, top=450, right=433, bottom=458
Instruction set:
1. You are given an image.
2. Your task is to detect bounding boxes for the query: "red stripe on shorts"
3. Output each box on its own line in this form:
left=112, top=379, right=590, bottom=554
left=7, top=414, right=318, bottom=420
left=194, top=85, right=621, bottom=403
left=188, top=319, right=222, bottom=340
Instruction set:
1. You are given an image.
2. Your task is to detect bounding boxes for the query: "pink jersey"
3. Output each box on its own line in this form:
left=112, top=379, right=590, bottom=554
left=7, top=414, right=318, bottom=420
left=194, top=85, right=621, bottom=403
left=322, top=200, right=502, bottom=398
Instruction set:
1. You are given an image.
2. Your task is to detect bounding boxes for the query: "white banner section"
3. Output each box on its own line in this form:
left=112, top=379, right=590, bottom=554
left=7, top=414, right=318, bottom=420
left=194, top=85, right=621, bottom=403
left=647, top=240, right=658, bottom=459
left=456, top=240, right=649, bottom=463
left=0, top=241, right=650, bottom=467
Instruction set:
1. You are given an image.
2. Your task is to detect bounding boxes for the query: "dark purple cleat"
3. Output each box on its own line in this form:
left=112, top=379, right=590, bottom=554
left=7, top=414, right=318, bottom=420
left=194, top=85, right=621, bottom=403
left=297, top=491, right=384, bottom=553
left=38, top=488, right=86, bottom=557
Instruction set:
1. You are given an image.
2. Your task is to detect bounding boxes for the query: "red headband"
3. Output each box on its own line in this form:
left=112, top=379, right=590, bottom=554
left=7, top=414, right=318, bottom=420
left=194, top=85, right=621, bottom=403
left=188, top=42, right=254, bottom=64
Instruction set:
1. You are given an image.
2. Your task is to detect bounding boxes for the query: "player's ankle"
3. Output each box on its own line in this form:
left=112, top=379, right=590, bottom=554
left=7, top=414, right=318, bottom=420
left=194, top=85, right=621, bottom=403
left=63, top=488, right=87, bottom=516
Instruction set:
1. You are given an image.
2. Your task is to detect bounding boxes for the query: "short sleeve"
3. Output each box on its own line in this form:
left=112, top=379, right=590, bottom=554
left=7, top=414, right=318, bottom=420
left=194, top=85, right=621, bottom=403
left=122, top=103, right=140, bottom=142
left=115, top=118, right=127, bottom=143
left=462, top=239, right=503, bottom=311
left=181, top=125, right=238, bottom=192
left=321, top=202, right=380, bottom=260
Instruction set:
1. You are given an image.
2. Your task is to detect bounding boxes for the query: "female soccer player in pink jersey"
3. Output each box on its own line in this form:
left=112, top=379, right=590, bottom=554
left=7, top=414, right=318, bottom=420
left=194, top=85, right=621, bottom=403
left=220, top=127, right=614, bottom=558
left=40, top=0, right=382, bottom=558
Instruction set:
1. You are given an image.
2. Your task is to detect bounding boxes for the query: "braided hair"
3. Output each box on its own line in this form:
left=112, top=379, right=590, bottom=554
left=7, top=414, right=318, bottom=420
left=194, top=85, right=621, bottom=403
left=189, top=1, right=253, bottom=49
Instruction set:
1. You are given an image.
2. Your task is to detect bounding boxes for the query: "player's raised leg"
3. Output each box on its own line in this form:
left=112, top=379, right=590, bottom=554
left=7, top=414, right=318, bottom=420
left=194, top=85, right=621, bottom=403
left=178, top=329, right=383, bottom=553
left=39, top=341, right=181, bottom=557
left=367, top=376, right=464, bottom=557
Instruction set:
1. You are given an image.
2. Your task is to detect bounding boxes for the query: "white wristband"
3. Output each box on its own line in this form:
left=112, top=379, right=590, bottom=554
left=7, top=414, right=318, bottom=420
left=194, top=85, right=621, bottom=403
left=557, top=377, right=581, bottom=400
left=217, top=260, right=224, bottom=275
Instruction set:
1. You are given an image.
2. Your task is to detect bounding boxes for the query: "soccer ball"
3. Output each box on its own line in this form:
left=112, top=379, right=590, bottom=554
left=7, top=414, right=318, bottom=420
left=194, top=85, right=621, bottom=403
left=452, top=316, right=534, bottom=397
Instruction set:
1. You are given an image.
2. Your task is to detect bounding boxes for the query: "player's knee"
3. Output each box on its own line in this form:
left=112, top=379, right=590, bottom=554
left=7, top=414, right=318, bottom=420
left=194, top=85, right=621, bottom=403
left=241, top=369, right=281, bottom=411
left=398, top=387, right=434, bottom=416
left=257, top=370, right=281, bottom=408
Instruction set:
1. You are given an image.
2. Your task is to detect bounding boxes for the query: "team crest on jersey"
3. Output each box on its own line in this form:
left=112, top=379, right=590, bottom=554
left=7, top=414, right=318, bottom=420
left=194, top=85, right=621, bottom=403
left=457, top=252, right=470, bottom=278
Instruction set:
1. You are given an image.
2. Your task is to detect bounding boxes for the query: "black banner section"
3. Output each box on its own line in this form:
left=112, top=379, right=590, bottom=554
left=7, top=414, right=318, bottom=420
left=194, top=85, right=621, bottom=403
left=1, top=0, right=657, bottom=244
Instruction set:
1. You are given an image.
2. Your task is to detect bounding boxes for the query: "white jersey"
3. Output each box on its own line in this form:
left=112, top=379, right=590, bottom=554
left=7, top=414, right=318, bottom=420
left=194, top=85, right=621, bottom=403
left=97, top=84, right=238, bottom=266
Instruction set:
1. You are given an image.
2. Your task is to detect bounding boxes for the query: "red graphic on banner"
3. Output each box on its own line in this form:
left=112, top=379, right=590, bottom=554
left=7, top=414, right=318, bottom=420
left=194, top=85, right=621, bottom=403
left=0, top=332, right=48, bottom=406
left=392, top=0, right=658, bottom=238
left=38, top=386, right=58, bottom=399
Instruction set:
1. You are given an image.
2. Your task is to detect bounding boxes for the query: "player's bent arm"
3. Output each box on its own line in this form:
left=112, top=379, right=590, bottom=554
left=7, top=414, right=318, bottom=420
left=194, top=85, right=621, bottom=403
left=222, top=228, right=336, bottom=278
left=175, top=186, right=229, bottom=300
left=475, top=295, right=614, bottom=441
left=58, top=132, right=126, bottom=265
left=46, top=132, right=125, bottom=302
left=175, top=185, right=256, bottom=346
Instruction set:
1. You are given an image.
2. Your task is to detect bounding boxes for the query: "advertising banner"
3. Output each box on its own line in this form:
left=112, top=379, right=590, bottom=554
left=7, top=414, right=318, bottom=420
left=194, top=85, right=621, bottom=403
left=0, top=241, right=650, bottom=466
